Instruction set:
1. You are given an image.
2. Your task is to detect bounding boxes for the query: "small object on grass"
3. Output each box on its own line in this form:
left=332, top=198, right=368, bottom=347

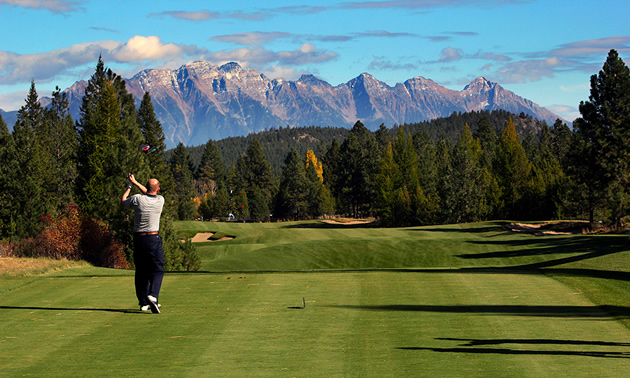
left=302, top=296, right=306, bottom=309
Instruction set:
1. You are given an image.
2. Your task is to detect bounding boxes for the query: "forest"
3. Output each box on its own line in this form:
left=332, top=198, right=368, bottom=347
left=0, top=50, right=629, bottom=270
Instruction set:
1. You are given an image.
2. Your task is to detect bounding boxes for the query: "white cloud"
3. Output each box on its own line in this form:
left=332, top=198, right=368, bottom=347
left=546, top=104, right=580, bottom=122
left=0, top=36, right=202, bottom=85
left=0, top=0, right=83, bottom=13
left=551, top=36, right=630, bottom=57
left=0, top=89, right=29, bottom=111
left=150, top=9, right=271, bottom=22
left=261, top=66, right=308, bottom=81
left=204, top=44, right=337, bottom=68
left=560, top=83, right=590, bottom=92
left=211, top=32, right=292, bottom=46
left=439, top=47, right=463, bottom=62
left=0, top=40, right=119, bottom=85
left=112, top=36, right=183, bottom=62
left=493, top=58, right=565, bottom=83
left=149, top=10, right=217, bottom=21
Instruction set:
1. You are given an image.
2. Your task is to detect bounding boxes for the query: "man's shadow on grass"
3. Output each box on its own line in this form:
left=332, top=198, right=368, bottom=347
left=0, top=305, right=140, bottom=314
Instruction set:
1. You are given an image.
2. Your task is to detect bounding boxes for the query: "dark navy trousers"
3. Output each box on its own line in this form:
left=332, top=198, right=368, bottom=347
left=133, top=234, right=164, bottom=306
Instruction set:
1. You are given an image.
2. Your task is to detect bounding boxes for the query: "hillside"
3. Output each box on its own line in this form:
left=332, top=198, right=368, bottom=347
left=175, top=109, right=546, bottom=176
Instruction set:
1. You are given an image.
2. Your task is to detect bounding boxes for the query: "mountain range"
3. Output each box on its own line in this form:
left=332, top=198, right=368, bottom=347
left=1, top=61, right=562, bottom=148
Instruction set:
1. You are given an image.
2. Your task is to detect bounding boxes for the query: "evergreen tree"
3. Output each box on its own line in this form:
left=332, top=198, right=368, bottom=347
left=170, top=142, right=197, bottom=220
left=527, top=124, right=566, bottom=219
left=322, top=138, right=341, bottom=209
left=276, top=148, right=310, bottom=219
left=473, top=115, right=497, bottom=170
left=137, top=92, right=176, bottom=219
left=0, top=114, right=18, bottom=238
left=435, top=135, right=452, bottom=222
left=495, top=117, right=532, bottom=219
left=12, top=82, right=49, bottom=237
left=76, top=57, right=144, bottom=227
left=375, top=142, right=399, bottom=225
left=413, top=130, right=440, bottom=223
left=249, top=187, right=270, bottom=222
left=392, top=129, right=420, bottom=225
left=234, top=139, right=276, bottom=214
left=374, top=123, right=391, bottom=153
left=338, top=121, right=379, bottom=217
left=42, top=87, right=78, bottom=213
left=233, top=189, right=249, bottom=220
left=574, top=49, right=630, bottom=226
left=197, top=139, right=226, bottom=198
left=446, top=124, right=486, bottom=223
left=550, top=119, right=572, bottom=169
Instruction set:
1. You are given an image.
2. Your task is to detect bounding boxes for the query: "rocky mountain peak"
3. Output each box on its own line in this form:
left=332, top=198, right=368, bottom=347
left=463, top=77, right=496, bottom=93
left=40, top=63, right=564, bottom=147
left=219, top=62, right=243, bottom=73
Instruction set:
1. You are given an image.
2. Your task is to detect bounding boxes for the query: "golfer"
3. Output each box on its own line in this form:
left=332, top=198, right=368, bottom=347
left=122, top=173, right=165, bottom=314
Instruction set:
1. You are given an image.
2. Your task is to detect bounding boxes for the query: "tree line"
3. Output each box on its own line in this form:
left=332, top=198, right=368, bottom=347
left=0, top=57, right=199, bottom=270
left=0, top=50, right=628, bottom=264
left=187, top=50, right=630, bottom=228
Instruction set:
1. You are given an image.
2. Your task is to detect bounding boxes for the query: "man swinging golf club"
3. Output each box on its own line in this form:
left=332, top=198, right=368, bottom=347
left=122, top=172, right=165, bottom=314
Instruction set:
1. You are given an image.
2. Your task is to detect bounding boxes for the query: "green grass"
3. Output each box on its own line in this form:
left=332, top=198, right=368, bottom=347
left=1, top=220, right=630, bottom=376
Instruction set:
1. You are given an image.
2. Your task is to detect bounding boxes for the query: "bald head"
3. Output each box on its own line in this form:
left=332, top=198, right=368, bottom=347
left=146, top=178, right=160, bottom=195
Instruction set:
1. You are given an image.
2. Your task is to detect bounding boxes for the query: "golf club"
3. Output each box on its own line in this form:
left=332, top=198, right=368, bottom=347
left=130, top=143, right=152, bottom=175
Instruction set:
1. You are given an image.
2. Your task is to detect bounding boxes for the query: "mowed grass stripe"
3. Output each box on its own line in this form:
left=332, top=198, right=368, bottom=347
left=2, top=270, right=629, bottom=376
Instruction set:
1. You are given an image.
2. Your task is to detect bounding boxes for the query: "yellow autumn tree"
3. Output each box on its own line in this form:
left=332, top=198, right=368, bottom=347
left=305, top=150, right=323, bottom=183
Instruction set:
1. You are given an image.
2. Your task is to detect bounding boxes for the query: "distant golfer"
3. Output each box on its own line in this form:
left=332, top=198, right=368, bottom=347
left=122, top=173, right=165, bottom=314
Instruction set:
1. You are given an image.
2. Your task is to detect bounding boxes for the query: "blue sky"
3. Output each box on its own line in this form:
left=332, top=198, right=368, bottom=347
left=0, top=0, right=628, bottom=122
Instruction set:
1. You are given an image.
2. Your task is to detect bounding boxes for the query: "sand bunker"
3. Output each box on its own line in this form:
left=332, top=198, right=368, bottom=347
left=322, top=218, right=375, bottom=225
left=508, top=221, right=589, bottom=236
left=191, top=232, right=234, bottom=243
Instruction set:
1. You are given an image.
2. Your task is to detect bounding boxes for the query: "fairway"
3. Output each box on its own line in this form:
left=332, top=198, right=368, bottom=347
left=2, top=221, right=630, bottom=376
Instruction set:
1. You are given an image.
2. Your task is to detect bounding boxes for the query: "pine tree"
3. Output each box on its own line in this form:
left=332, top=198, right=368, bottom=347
left=276, top=148, right=310, bottom=219
left=435, top=135, right=452, bottom=222
left=322, top=138, right=341, bottom=209
left=137, top=92, right=176, bottom=219
left=234, top=139, right=276, bottom=215
left=233, top=189, right=249, bottom=220
left=12, top=81, right=49, bottom=237
left=42, top=87, right=78, bottom=213
left=574, top=49, right=630, bottom=226
left=495, top=117, right=532, bottom=219
left=170, top=142, right=197, bottom=220
left=76, top=57, right=144, bottom=228
left=338, top=121, right=380, bottom=217
left=414, top=130, right=440, bottom=222
left=551, top=119, right=572, bottom=169
left=375, top=142, right=399, bottom=225
left=473, top=115, right=497, bottom=170
left=249, top=187, right=270, bottom=222
left=447, top=123, right=485, bottom=223
left=0, top=114, right=18, bottom=238
left=197, top=139, right=225, bottom=198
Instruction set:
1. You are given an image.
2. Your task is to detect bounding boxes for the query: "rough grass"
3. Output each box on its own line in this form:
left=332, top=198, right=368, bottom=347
left=0, top=257, right=88, bottom=277
left=1, top=220, right=629, bottom=376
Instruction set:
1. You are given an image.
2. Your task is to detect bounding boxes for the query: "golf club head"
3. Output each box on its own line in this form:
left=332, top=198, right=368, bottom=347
left=130, top=144, right=152, bottom=174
